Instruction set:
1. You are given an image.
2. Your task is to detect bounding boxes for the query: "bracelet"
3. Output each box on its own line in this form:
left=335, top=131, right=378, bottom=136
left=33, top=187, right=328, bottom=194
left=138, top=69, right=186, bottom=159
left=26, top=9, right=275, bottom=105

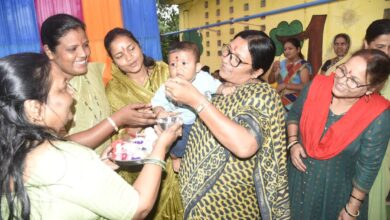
left=287, top=140, right=299, bottom=150
left=195, top=99, right=209, bottom=114
left=350, top=194, right=364, bottom=203
left=344, top=203, right=360, bottom=217
left=107, top=117, right=119, bottom=132
left=144, top=157, right=166, bottom=171
left=288, top=134, right=298, bottom=138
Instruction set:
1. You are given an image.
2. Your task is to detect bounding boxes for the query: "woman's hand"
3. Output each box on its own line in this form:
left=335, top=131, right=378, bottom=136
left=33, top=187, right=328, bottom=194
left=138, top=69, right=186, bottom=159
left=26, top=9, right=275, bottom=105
left=165, top=77, right=204, bottom=108
left=153, top=122, right=183, bottom=153
left=290, top=143, right=307, bottom=172
left=100, top=146, right=119, bottom=170
left=338, top=206, right=357, bottom=220
left=276, top=83, right=287, bottom=93
left=114, top=103, right=156, bottom=128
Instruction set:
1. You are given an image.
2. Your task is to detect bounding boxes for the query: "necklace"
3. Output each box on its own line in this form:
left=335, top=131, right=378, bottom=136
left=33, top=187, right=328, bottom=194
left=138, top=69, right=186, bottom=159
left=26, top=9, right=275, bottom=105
left=68, top=76, right=103, bottom=121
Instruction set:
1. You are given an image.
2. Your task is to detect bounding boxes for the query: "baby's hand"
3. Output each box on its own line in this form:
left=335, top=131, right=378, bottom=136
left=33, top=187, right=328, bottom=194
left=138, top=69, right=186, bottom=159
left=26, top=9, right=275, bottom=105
left=156, top=110, right=171, bottom=119
left=222, top=85, right=236, bottom=96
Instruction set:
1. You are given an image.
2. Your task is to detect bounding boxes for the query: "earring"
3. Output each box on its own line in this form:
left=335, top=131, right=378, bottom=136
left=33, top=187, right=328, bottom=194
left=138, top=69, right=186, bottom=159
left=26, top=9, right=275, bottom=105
left=364, top=94, right=371, bottom=103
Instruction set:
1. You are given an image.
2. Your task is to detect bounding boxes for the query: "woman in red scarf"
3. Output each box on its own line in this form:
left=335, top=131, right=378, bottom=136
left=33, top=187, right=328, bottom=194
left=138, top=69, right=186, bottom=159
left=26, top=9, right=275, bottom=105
left=287, top=49, right=390, bottom=220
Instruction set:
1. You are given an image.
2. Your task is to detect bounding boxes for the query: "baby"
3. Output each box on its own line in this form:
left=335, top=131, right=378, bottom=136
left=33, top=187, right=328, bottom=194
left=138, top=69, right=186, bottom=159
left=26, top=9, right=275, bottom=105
left=151, top=41, right=234, bottom=172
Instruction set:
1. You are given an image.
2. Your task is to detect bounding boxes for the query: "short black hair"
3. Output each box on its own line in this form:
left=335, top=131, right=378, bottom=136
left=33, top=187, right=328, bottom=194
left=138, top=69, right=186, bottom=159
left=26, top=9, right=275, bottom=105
left=168, top=41, right=200, bottom=62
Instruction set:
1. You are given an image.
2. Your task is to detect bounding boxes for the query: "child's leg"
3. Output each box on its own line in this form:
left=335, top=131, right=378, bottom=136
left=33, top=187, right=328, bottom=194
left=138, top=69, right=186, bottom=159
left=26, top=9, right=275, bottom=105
left=170, top=155, right=182, bottom=173
left=169, top=124, right=192, bottom=172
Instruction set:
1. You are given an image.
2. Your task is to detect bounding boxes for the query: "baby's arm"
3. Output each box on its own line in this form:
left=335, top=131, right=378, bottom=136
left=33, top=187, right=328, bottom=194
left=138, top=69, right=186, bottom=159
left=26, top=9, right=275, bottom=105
left=216, top=83, right=236, bottom=96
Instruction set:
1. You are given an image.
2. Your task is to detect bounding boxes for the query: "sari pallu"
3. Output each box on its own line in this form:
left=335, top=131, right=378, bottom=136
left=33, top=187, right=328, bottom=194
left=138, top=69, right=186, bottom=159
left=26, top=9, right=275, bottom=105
left=278, top=59, right=311, bottom=111
left=180, top=82, right=290, bottom=220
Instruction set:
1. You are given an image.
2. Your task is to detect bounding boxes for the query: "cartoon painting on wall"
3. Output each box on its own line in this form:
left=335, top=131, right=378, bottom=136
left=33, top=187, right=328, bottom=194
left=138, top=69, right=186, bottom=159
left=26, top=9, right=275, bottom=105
left=270, top=15, right=327, bottom=74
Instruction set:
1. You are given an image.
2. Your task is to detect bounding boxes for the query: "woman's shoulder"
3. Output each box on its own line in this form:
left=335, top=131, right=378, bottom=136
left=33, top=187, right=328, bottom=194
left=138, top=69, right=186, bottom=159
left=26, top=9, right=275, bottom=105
left=240, top=82, right=279, bottom=100
left=87, top=62, right=105, bottom=76
left=26, top=141, right=98, bottom=184
left=35, top=141, right=97, bottom=161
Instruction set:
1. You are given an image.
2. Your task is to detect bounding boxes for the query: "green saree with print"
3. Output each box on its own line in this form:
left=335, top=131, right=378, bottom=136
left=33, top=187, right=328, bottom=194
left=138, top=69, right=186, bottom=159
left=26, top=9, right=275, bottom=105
left=179, top=82, right=290, bottom=219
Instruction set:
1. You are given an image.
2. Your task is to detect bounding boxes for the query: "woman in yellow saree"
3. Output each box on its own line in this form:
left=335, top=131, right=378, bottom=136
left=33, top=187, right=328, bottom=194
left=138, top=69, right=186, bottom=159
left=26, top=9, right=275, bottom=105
left=104, top=28, right=183, bottom=219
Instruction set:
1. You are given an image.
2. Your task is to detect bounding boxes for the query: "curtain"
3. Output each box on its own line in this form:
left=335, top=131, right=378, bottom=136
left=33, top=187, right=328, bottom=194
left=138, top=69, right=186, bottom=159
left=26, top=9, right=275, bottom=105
left=81, top=0, right=123, bottom=83
left=81, top=0, right=123, bottom=63
left=120, top=0, right=162, bottom=61
left=0, top=0, right=40, bottom=57
left=34, top=0, right=84, bottom=29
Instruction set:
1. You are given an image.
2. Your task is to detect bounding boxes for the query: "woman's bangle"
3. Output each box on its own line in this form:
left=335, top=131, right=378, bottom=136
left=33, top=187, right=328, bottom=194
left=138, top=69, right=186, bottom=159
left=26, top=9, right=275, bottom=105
left=107, top=117, right=119, bottom=132
left=195, top=99, right=209, bottom=114
left=350, top=194, right=364, bottom=203
left=345, top=203, right=360, bottom=217
left=287, top=140, right=299, bottom=150
left=144, top=157, right=166, bottom=171
left=288, top=134, right=298, bottom=138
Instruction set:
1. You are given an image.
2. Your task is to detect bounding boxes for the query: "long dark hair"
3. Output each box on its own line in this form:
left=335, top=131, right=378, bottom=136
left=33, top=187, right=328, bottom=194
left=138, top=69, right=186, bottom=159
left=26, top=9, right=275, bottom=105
left=0, top=53, right=59, bottom=219
left=234, top=30, right=276, bottom=74
left=351, top=49, right=390, bottom=91
left=41, top=14, right=86, bottom=52
left=365, top=19, right=390, bottom=44
left=104, top=27, right=155, bottom=68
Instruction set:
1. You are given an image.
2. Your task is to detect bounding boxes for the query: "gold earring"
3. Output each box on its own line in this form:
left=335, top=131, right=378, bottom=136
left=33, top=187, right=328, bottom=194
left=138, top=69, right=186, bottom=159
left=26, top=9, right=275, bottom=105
left=364, top=94, right=371, bottom=103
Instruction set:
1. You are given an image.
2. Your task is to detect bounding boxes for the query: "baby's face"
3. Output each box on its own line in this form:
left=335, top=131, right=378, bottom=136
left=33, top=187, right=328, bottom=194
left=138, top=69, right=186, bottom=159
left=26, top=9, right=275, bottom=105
left=168, top=50, right=199, bottom=82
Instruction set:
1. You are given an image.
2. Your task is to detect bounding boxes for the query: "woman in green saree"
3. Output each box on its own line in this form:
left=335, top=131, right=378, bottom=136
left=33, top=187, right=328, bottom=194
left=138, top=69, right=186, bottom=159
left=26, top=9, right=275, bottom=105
left=104, top=28, right=183, bottom=219
left=165, top=30, right=290, bottom=219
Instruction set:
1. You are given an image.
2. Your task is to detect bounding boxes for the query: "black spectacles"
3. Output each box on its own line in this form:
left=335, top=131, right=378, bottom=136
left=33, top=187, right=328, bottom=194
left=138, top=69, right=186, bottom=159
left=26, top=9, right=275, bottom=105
left=335, top=64, right=370, bottom=89
left=221, top=44, right=251, bottom=67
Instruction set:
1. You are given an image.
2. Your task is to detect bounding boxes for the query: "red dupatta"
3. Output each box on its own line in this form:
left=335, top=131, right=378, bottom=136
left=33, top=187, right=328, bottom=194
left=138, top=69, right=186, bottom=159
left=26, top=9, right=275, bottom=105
left=300, top=73, right=390, bottom=160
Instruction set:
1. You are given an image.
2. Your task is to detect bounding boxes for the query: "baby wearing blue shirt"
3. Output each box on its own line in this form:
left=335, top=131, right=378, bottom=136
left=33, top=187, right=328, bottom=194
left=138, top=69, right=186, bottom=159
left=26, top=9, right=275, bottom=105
left=151, top=41, right=235, bottom=172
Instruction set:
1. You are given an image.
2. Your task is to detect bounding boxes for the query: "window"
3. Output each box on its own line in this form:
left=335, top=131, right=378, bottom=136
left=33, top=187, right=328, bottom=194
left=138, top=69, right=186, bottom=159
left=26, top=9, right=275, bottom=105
left=205, top=12, right=209, bottom=18
left=218, top=50, right=222, bottom=56
left=229, top=6, right=234, bottom=13
left=230, top=28, right=234, bottom=35
left=244, top=26, right=249, bottom=30
left=261, top=0, right=266, bottom=7
left=206, top=31, right=210, bottom=37
left=385, top=8, right=390, bottom=19
left=217, top=40, right=221, bottom=46
left=261, top=16, right=266, bottom=20
left=260, top=25, right=266, bottom=31
left=216, top=9, right=220, bottom=16
left=216, top=0, right=220, bottom=5
left=206, top=41, right=210, bottom=47
left=204, top=1, right=208, bottom=8
left=206, top=51, right=210, bottom=56
left=217, top=19, right=221, bottom=23
left=205, top=21, right=209, bottom=25
left=217, top=30, right=221, bottom=36
left=244, top=3, right=249, bottom=11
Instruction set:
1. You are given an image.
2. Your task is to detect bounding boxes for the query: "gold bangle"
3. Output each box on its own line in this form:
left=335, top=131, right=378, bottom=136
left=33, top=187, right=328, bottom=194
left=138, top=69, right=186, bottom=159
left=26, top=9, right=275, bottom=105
left=107, top=117, right=119, bottom=132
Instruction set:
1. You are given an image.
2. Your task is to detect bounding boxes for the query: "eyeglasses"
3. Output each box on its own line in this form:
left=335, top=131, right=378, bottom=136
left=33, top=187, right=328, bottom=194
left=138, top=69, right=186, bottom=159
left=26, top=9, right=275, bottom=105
left=221, top=44, right=251, bottom=67
left=335, top=64, right=370, bottom=89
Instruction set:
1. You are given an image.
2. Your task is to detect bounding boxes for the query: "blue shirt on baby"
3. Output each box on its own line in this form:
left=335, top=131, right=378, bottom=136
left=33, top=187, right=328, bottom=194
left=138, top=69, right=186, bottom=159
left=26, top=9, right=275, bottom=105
left=151, top=70, right=221, bottom=124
